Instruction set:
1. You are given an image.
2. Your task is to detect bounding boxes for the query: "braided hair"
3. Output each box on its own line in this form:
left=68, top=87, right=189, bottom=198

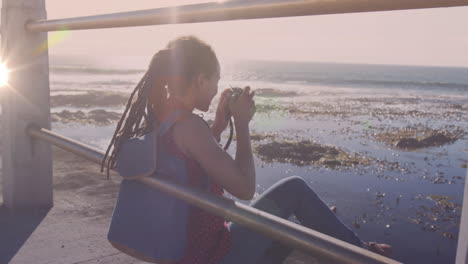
left=101, top=36, right=219, bottom=178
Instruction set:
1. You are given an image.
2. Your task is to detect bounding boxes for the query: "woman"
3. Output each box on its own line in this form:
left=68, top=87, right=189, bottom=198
left=102, top=36, right=391, bottom=264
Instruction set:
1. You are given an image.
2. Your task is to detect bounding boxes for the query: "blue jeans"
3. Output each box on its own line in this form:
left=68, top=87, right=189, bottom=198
left=219, top=176, right=364, bottom=264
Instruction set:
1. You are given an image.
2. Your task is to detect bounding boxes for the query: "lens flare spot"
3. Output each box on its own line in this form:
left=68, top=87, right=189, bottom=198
left=35, top=29, right=71, bottom=54
left=0, top=63, right=9, bottom=86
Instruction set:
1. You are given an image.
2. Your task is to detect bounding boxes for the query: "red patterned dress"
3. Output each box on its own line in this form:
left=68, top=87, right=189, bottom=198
left=159, top=103, right=232, bottom=264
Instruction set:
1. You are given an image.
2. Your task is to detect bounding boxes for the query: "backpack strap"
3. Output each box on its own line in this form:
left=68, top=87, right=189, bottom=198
left=157, top=110, right=187, bottom=136
left=193, top=114, right=212, bottom=190
left=158, top=111, right=211, bottom=134
left=157, top=110, right=212, bottom=191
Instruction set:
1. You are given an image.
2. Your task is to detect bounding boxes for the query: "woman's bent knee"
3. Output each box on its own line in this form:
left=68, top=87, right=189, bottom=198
left=275, top=176, right=310, bottom=194
left=254, top=176, right=318, bottom=207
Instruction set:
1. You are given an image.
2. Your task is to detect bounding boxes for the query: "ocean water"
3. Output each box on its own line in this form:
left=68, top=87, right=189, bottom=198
left=49, top=58, right=468, bottom=95
left=47, top=58, right=468, bottom=151
left=2, top=57, right=468, bottom=263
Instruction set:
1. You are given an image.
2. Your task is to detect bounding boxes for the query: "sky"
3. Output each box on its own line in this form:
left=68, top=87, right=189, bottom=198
left=3, top=1, right=468, bottom=67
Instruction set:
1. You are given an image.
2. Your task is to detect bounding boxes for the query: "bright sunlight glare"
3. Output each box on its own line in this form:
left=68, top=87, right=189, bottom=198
left=0, top=63, right=9, bottom=86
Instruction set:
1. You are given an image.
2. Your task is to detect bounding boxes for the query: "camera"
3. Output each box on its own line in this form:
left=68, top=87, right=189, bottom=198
left=224, top=87, right=244, bottom=118
left=222, top=87, right=245, bottom=150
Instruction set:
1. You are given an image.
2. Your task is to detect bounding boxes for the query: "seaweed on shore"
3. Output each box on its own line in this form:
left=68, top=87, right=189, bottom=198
left=408, top=194, right=461, bottom=240
left=255, top=140, right=370, bottom=167
left=287, top=96, right=467, bottom=122
left=287, top=103, right=350, bottom=117
left=373, top=125, right=466, bottom=149
left=51, top=91, right=128, bottom=108
left=255, top=103, right=287, bottom=114
left=254, top=88, right=299, bottom=98
left=52, top=109, right=121, bottom=125
left=250, top=133, right=276, bottom=141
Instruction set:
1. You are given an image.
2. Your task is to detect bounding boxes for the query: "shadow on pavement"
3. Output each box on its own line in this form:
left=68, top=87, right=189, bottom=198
left=0, top=204, right=50, bottom=263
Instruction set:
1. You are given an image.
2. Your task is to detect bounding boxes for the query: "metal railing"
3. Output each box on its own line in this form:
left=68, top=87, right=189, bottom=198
left=27, top=125, right=399, bottom=264
left=10, top=0, right=467, bottom=263
left=26, top=0, right=468, bottom=32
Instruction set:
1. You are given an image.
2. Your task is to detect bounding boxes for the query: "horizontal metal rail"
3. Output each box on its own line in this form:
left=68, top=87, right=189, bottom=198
left=27, top=125, right=400, bottom=264
left=28, top=124, right=104, bottom=165
left=27, top=0, right=468, bottom=32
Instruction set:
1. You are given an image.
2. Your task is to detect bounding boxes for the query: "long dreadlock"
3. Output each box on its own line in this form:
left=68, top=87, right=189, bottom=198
left=100, top=50, right=168, bottom=179
left=100, top=36, right=218, bottom=179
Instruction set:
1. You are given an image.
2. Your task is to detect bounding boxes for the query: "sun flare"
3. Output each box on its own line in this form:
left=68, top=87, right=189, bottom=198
left=0, top=63, right=9, bottom=86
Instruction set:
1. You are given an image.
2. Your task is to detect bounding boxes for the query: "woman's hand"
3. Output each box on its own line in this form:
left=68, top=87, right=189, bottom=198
left=211, top=88, right=231, bottom=142
left=177, top=86, right=257, bottom=200
left=230, top=86, right=256, bottom=127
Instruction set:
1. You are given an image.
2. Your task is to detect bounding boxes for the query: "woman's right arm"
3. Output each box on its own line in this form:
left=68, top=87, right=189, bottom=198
left=176, top=118, right=255, bottom=200
left=174, top=88, right=256, bottom=200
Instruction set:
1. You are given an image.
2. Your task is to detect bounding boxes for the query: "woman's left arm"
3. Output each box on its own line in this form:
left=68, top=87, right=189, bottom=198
left=211, top=88, right=231, bottom=142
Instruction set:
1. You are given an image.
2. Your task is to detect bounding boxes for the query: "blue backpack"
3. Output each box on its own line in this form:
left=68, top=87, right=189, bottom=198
left=108, top=111, right=208, bottom=263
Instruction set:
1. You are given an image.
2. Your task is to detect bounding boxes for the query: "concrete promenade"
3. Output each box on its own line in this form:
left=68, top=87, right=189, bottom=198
left=0, top=146, right=315, bottom=264
left=1, top=146, right=145, bottom=264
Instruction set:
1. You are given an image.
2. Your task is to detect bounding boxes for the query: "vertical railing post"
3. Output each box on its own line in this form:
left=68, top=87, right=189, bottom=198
left=456, top=169, right=468, bottom=264
left=1, top=0, right=52, bottom=208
